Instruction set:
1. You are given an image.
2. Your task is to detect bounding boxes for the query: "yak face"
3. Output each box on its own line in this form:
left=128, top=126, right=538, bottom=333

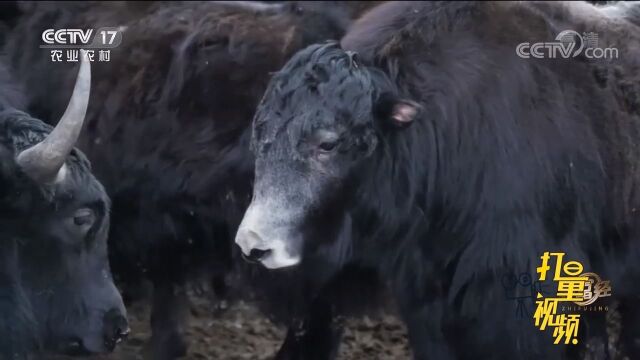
left=0, top=114, right=128, bottom=356
left=235, top=43, right=420, bottom=269
left=0, top=54, right=127, bottom=356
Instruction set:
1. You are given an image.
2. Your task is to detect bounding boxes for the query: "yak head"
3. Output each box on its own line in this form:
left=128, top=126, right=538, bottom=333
left=0, top=52, right=128, bottom=356
left=236, top=43, right=421, bottom=268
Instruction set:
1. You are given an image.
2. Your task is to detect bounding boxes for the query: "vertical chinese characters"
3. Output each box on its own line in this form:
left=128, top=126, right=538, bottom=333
left=534, top=252, right=587, bottom=345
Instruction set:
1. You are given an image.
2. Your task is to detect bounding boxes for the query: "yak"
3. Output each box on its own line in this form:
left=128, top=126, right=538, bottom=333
left=3, top=1, right=383, bottom=359
left=0, top=53, right=128, bottom=358
left=236, top=1, right=640, bottom=359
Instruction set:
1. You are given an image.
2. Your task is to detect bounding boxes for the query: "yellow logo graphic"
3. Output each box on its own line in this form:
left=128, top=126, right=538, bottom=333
left=534, top=252, right=611, bottom=345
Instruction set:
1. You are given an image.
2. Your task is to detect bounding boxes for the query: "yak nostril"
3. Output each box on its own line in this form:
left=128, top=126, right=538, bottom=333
left=237, top=229, right=272, bottom=263
left=103, top=309, right=129, bottom=347
left=116, top=325, right=130, bottom=342
left=247, top=248, right=272, bottom=262
left=111, top=317, right=129, bottom=341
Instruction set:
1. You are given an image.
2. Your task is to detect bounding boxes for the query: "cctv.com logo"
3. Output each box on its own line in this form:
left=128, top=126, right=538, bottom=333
left=516, top=30, right=619, bottom=59
left=40, top=27, right=123, bottom=49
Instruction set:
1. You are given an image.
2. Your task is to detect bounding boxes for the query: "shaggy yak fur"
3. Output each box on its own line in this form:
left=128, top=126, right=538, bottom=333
left=3, top=1, right=382, bottom=359
left=243, top=1, right=640, bottom=359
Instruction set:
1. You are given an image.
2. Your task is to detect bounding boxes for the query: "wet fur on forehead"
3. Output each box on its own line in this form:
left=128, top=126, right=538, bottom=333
left=253, top=43, right=377, bottom=151
left=0, top=110, right=104, bottom=202
left=0, top=110, right=91, bottom=167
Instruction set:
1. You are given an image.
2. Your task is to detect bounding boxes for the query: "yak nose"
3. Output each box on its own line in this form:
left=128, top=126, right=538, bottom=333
left=103, top=308, right=129, bottom=351
left=236, top=228, right=273, bottom=263
left=246, top=248, right=272, bottom=262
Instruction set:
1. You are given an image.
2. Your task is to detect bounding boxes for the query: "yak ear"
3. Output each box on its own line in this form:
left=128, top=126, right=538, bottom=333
left=375, top=94, right=422, bottom=129
left=390, top=100, right=421, bottom=127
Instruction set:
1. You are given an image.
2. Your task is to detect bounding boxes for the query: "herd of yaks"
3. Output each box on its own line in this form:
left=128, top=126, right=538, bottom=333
left=1, top=1, right=640, bottom=359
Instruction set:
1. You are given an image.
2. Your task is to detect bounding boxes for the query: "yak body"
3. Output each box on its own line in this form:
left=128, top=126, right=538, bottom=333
left=238, top=1, right=640, bottom=359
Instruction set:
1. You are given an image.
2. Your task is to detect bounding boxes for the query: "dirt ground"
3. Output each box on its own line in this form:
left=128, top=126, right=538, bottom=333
left=42, top=286, right=630, bottom=360
left=49, top=290, right=411, bottom=360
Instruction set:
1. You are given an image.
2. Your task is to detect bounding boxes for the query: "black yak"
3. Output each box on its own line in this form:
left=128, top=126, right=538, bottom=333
left=0, top=53, right=128, bottom=358
left=3, top=1, right=382, bottom=359
left=236, top=1, right=640, bottom=359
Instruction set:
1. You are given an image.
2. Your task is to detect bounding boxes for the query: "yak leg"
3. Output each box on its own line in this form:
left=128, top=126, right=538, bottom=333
left=145, top=281, right=189, bottom=360
left=617, top=296, right=640, bottom=359
left=275, top=265, right=381, bottom=360
left=210, top=273, right=231, bottom=315
left=391, top=252, right=455, bottom=360
left=275, top=301, right=344, bottom=360
left=395, top=294, right=455, bottom=360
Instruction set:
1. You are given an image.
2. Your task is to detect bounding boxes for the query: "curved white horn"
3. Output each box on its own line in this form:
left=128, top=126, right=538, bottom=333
left=17, top=49, right=91, bottom=183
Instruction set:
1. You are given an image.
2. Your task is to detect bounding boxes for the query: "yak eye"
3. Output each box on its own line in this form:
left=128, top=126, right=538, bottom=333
left=313, top=130, right=339, bottom=157
left=73, top=208, right=96, bottom=227
left=318, top=141, right=337, bottom=152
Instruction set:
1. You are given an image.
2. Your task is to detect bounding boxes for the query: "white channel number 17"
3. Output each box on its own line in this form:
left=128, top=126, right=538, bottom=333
left=101, top=30, right=118, bottom=45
